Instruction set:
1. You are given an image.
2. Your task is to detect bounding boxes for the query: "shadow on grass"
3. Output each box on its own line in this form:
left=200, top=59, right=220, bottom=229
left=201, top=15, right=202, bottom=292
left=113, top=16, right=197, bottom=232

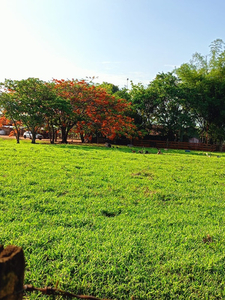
left=54, top=143, right=225, bottom=156
left=5, top=137, right=224, bottom=157
left=51, top=142, right=161, bottom=154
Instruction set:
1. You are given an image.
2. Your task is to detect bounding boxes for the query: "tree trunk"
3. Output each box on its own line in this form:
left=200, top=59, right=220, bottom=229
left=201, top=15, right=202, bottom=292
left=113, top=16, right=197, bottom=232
left=30, top=129, right=36, bottom=144
left=179, top=128, right=184, bottom=142
left=61, top=127, right=68, bottom=143
left=219, top=140, right=224, bottom=152
left=16, top=131, right=20, bottom=144
left=0, top=245, right=25, bottom=300
left=31, top=136, right=36, bottom=144
left=80, top=133, right=84, bottom=143
left=96, top=130, right=99, bottom=144
left=48, top=122, right=52, bottom=144
left=50, top=125, right=55, bottom=144
left=166, top=138, right=169, bottom=148
left=52, top=128, right=55, bottom=144
left=13, top=123, right=20, bottom=144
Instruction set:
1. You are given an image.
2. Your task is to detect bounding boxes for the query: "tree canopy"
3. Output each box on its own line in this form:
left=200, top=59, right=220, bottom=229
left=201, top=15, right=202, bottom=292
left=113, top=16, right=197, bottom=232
left=0, top=39, right=225, bottom=147
left=129, top=39, right=225, bottom=145
left=176, top=39, right=225, bottom=145
left=0, top=78, right=136, bottom=144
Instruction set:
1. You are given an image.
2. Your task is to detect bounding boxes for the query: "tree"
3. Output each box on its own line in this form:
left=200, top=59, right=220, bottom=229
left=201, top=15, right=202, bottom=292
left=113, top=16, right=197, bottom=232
left=114, top=87, right=131, bottom=101
left=97, top=82, right=120, bottom=95
left=83, top=85, right=136, bottom=141
left=52, top=79, right=91, bottom=143
left=53, top=79, right=136, bottom=143
left=146, top=72, right=197, bottom=141
left=40, top=82, right=71, bottom=144
left=1, top=78, right=66, bottom=144
left=0, top=78, right=57, bottom=143
left=96, top=84, right=137, bottom=140
left=129, top=74, right=196, bottom=141
left=176, top=39, right=225, bottom=146
left=129, top=81, right=157, bottom=134
left=0, top=87, right=22, bottom=143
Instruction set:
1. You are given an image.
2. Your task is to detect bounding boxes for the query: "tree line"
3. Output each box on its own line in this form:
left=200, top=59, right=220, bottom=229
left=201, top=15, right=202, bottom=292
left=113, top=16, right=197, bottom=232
left=1, top=39, right=225, bottom=146
left=0, top=78, right=136, bottom=144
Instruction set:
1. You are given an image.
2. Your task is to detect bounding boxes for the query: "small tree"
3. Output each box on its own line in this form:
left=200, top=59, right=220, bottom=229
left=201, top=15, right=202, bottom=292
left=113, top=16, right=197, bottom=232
left=1, top=78, right=56, bottom=143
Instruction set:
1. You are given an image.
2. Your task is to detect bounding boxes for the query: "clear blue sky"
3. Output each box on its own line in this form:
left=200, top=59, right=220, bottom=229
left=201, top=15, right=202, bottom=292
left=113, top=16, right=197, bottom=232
left=1, top=0, right=225, bottom=87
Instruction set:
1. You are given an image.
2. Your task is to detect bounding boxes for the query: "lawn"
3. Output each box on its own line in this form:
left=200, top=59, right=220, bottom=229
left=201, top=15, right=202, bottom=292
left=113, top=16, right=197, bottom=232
left=0, top=138, right=225, bottom=299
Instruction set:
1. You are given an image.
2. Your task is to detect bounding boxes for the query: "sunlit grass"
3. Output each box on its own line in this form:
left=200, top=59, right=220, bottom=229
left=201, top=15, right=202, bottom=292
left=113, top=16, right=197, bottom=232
left=0, top=138, right=225, bottom=299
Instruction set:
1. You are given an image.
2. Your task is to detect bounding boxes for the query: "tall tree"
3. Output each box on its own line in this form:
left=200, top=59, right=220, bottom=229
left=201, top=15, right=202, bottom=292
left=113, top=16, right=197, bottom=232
left=176, top=39, right=225, bottom=146
left=129, top=81, right=157, bottom=134
left=146, top=72, right=196, bottom=141
left=129, top=74, right=196, bottom=141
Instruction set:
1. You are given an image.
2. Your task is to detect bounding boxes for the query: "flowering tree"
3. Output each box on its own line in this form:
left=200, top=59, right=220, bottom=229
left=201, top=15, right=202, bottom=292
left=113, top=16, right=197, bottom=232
left=0, top=115, right=10, bottom=128
left=53, top=79, right=136, bottom=143
left=1, top=78, right=136, bottom=144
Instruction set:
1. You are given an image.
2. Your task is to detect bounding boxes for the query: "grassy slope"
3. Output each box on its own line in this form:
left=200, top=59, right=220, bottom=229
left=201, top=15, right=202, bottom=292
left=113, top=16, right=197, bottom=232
left=0, top=138, right=225, bottom=299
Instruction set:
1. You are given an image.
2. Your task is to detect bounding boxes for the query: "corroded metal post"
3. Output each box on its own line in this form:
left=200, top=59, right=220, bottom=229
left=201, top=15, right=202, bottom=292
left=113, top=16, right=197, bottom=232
left=0, top=245, right=25, bottom=300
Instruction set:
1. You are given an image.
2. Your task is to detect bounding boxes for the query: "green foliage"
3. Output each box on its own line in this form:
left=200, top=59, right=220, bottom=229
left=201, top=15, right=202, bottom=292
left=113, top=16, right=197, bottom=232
left=1, top=138, right=225, bottom=299
left=127, top=39, right=225, bottom=144
left=176, top=39, right=225, bottom=144
left=130, top=73, right=197, bottom=140
left=0, top=78, right=136, bottom=144
left=129, top=81, right=154, bottom=133
left=1, top=39, right=225, bottom=146
left=0, top=78, right=58, bottom=144
left=97, top=82, right=120, bottom=94
left=147, top=72, right=197, bottom=141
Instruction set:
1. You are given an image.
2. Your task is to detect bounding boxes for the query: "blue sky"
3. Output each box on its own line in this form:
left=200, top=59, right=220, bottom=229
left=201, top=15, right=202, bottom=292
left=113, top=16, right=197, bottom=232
left=1, top=0, right=225, bottom=87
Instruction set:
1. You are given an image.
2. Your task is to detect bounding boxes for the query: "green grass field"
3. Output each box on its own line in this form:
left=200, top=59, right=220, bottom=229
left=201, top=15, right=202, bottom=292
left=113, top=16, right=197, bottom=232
left=0, top=138, right=225, bottom=299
